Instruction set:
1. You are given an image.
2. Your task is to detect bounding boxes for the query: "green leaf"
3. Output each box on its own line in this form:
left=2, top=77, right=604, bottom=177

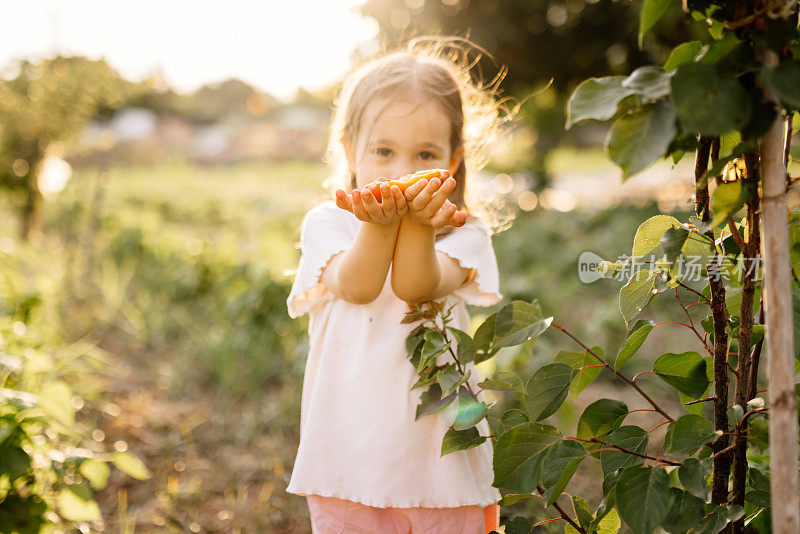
left=497, top=493, right=536, bottom=506
left=669, top=414, right=718, bottom=456
left=415, top=383, right=457, bottom=420
left=0, top=446, right=31, bottom=482
left=113, top=451, right=151, bottom=480
left=671, top=62, right=752, bottom=136
left=492, top=300, right=552, bottom=350
left=492, top=422, right=562, bottom=493
left=524, top=363, right=574, bottom=421
left=622, top=66, right=673, bottom=101
left=614, top=320, right=655, bottom=371
left=554, top=346, right=603, bottom=398
left=711, top=179, right=753, bottom=229
left=591, top=491, right=619, bottom=532
left=619, top=269, right=657, bottom=330
left=441, top=425, right=486, bottom=456
left=418, top=330, right=451, bottom=372
left=572, top=495, right=594, bottom=529
left=633, top=215, right=681, bottom=258
left=664, top=41, right=702, bottom=71
left=663, top=488, right=705, bottom=533
left=616, top=466, right=675, bottom=534
left=500, top=409, right=529, bottom=432
left=597, top=426, right=649, bottom=475
left=639, top=0, right=671, bottom=48
left=696, top=505, right=728, bottom=534
left=406, top=324, right=426, bottom=354
left=472, top=312, right=496, bottom=354
left=660, top=226, right=689, bottom=264
left=760, top=59, right=800, bottom=109
left=452, top=391, right=489, bottom=431
left=505, top=517, right=536, bottom=533
left=477, top=371, right=524, bottom=394
left=596, top=508, right=622, bottom=534
left=745, top=467, right=771, bottom=507
left=653, top=351, right=710, bottom=399
left=437, top=365, right=469, bottom=398
left=542, top=440, right=587, bottom=505
left=606, top=98, right=677, bottom=180
left=79, top=458, right=110, bottom=490
left=577, top=399, right=628, bottom=442
left=447, top=327, right=476, bottom=364
left=56, top=485, right=101, bottom=521
left=566, top=77, right=636, bottom=128
left=698, top=32, right=742, bottom=64
left=38, top=380, right=75, bottom=426
left=678, top=457, right=710, bottom=499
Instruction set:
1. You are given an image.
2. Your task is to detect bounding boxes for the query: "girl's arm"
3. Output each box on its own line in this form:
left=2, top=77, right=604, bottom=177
left=391, top=177, right=471, bottom=303
left=322, top=183, right=405, bottom=304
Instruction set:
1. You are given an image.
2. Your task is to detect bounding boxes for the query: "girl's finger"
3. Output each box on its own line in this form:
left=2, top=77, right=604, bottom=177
left=379, top=183, right=395, bottom=217
left=410, top=177, right=441, bottom=211
left=403, top=178, right=428, bottom=202
left=449, top=209, right=468, bottom=227
left=352, top=189, right=370, bottom=221
left=391, top=185, right=407, bottom=216
left=430, top=201, right=457, bottom=229
left=361, top=188, right=384, bottom=221
left=423, top=177, right=456, bottom=217
left=335, top=189, right=354, bottom=213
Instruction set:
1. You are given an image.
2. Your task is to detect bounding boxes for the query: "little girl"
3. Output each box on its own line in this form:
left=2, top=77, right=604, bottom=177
left=286, top=38, right=507, bottom=534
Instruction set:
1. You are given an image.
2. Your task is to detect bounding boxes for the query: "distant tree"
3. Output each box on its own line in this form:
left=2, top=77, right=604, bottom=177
left=185, top=78, right=282, bottom=123
left=0, top=55, right=136, bottom=240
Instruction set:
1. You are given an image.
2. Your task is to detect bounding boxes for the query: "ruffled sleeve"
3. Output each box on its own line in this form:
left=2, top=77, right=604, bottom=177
left=434, top=217, right=503, bottom=307
left=286, top=202, right=355, bottom=318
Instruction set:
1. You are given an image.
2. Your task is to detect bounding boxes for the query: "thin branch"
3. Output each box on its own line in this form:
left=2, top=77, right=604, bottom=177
left=685, top=396, right=717, bottom=406
left=567, top=436, right=682, bottom=466
left=677, top=280, right=712, bottom=304
left=785, top=112, right=793, bottom=170
left=696, top=135, right=732, bottom=506
left=673, top=286, right=715, bottom=356
left=726, top=215, right=747, bottom=251
left=551, top=322, right=676, bottom=422
left=536, top=485, right=585, bottom=533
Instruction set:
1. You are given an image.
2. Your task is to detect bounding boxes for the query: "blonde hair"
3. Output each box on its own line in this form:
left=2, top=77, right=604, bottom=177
left=323, top=36, right=513, bottom=235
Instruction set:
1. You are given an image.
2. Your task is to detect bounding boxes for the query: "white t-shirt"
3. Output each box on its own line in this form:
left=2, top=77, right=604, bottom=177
left=285, top=201, right=503, bottom=508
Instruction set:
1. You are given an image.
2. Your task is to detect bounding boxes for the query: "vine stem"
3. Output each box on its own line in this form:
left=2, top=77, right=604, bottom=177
left=676, top=280, right=711, bottom=304
left=427, top=308, right=477, bottom=397
left=685, top=396, right=717, bottom=406
left=565, top=436, right=682, bottom=466
left=536, top=486, right=585, bottom=533
left=551, top=322, right=676, bottom=423
left=673, top=286, right=715, bottom=356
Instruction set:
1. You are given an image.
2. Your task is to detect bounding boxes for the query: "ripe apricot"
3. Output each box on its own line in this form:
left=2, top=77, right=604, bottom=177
left=363, top=168, right=449, bottom=203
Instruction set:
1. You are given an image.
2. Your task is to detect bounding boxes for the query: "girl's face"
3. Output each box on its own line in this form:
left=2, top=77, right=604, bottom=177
left=344, top=96, right=463, bottom=190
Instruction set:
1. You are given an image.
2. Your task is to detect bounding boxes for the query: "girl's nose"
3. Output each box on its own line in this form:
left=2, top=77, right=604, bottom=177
left=391, top=163, right=415, bottom=179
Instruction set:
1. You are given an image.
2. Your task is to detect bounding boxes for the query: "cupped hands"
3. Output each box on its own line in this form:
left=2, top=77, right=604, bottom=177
left=335, top=171, right=467, bottom=228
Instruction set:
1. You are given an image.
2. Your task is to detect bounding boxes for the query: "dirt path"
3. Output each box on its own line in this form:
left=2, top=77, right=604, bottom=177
left=92, top=339, right=311, bottom=533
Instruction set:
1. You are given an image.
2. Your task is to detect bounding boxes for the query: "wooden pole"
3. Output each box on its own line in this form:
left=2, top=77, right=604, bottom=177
left=756, top=45, right=799, bottom=534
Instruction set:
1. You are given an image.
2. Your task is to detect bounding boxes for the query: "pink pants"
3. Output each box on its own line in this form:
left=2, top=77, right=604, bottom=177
left=306, top=495, right=500, bottom=534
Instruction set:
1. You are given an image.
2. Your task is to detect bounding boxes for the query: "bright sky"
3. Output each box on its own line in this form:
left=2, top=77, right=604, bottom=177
left=1, top=0, right=380, bottom=101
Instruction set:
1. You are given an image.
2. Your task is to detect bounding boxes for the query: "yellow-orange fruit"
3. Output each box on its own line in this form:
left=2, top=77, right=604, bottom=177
left=363, top=168, right=449, bottom=203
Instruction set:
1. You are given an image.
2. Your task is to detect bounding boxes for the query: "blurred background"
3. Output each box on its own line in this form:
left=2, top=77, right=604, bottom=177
left=1, top=1, right=798, bottom=532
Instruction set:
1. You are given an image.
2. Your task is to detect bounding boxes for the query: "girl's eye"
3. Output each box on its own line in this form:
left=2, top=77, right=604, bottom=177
left=376, top=147, right=393, bottom=157
left=419, top=151, right=437, bottom=160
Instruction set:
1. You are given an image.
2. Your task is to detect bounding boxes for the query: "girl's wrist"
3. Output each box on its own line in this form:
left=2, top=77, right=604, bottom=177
left=402, top=214, right=437, bottom=231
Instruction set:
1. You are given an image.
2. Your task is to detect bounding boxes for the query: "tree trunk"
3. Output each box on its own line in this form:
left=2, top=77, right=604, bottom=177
left=756, top=44, right=800, bottom=534
left=20, top=151, right=45, bottom=242
left=695, top=136, right=733, bottom=504
left=730, top=148, right=760, bottom=533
